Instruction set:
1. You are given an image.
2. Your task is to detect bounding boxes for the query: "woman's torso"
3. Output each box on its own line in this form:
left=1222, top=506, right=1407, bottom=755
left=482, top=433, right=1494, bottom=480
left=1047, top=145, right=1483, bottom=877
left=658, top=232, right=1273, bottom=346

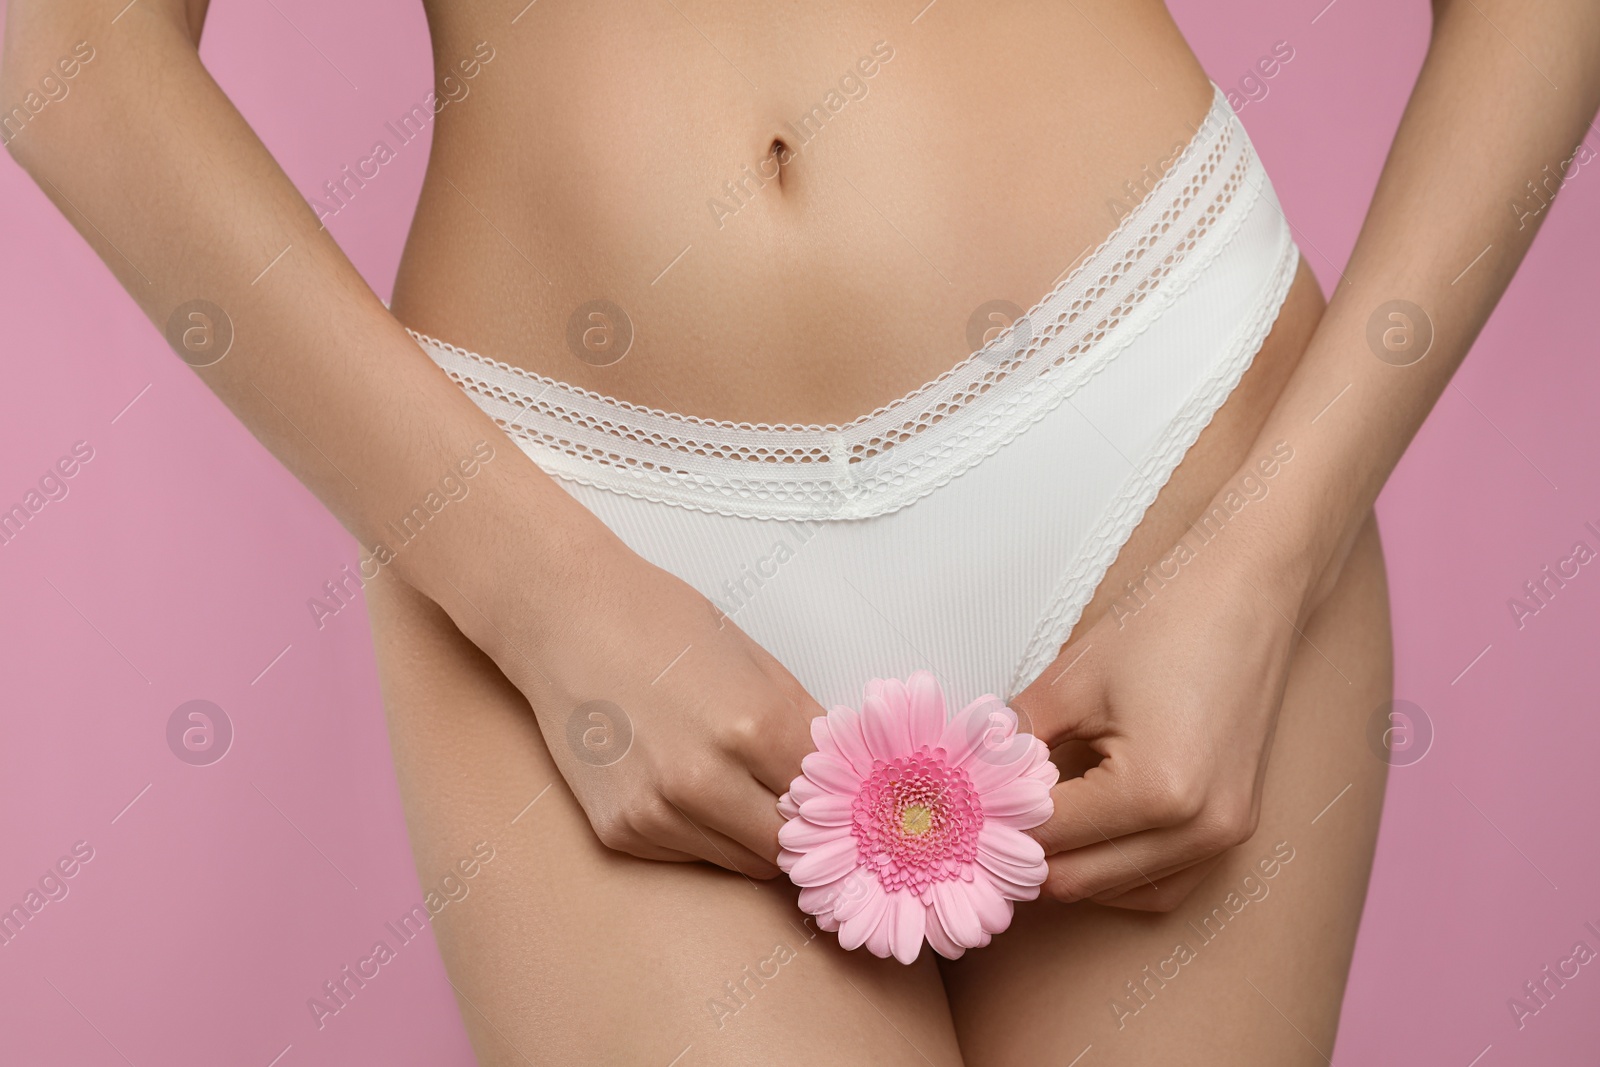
left=391, top=0, right=1294, bottom=426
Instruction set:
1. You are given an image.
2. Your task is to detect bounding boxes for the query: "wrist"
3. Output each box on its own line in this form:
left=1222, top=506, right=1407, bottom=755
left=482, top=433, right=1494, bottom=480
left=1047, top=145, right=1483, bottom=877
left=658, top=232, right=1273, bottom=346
left=380, top=440, right=629, bottom=642
left=1194, top=440, right=1334, bottom=620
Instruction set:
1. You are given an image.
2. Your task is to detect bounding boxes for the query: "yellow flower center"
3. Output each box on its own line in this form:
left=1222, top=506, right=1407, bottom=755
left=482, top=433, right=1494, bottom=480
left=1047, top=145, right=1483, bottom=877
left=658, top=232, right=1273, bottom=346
left=901, top=804, right=933, bottom=837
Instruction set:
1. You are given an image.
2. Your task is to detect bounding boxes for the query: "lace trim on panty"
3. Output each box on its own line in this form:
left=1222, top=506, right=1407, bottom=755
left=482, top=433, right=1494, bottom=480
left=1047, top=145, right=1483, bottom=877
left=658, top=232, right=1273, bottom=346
left=1008, top=215, right=1301, bottom=696
left=415, top=85, right=1263, bottom=522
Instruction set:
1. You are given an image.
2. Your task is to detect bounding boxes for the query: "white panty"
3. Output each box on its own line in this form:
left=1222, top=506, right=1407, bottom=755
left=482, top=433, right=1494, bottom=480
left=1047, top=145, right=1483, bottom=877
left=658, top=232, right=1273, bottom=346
left=416, top=84, right=1299, bottom=710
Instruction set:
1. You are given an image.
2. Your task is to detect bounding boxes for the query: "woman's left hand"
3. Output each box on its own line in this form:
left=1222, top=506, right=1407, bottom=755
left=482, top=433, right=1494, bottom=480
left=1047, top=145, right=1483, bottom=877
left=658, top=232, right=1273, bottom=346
left=1010, top=530, right=1315, bottom=912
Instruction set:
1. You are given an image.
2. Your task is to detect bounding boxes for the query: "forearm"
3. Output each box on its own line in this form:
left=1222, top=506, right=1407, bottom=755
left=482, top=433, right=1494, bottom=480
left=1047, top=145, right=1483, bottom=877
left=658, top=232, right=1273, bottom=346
left=3, top=3, right=613, bottom=647
left=1222, top=0, right=1600, bottom=605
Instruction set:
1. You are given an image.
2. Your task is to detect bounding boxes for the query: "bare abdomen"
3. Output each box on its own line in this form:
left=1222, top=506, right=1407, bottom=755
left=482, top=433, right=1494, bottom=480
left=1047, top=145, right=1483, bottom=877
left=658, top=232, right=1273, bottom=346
left=396, top=0, right=1217, bottom=425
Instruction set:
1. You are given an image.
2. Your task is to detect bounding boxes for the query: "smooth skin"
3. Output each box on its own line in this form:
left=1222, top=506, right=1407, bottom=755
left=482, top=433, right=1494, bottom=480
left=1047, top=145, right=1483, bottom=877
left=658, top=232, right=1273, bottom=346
left=5, top=0, right=1598, bottom=1063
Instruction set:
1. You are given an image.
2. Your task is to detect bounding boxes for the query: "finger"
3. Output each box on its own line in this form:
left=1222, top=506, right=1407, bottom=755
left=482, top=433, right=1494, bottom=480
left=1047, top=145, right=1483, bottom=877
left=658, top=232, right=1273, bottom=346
left=738, top=680, right=827, bottom=797
left=674, top=774, right=787, bottom=869
left=1090, top=856, right=1225, bottom=912
left=1089, top=853, right=1219, bottom=901
left=1031, top=757, right=1180, bottom=855
left=1040, top=824, right=1224, bottom=903
left=661, top=806, right=783, bottom=879
left=589, top=803, right=748, bottom=867
left=1011, top=637, right=1107, bottom=744
left=745, top=717, right=820, bottom=797
left=605, top=838, right=708, bottom=865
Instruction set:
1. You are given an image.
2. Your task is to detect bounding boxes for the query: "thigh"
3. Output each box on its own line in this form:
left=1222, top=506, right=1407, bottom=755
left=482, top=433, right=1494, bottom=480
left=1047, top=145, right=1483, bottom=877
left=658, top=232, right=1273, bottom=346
left=939, top=516, right=1392, bottom=1066
left=362, top=571, right=965, bottom=1067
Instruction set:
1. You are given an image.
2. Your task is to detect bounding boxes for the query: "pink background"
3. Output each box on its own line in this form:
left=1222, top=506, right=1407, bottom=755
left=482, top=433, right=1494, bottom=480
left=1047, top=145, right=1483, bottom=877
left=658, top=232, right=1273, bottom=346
left=1, top=1, right=1596, bottom=1063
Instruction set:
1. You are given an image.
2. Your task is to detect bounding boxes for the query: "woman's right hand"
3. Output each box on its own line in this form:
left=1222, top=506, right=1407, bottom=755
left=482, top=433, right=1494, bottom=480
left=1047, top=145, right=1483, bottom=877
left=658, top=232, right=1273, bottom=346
left=1, top=0, right=820, bottom=882
left=480, top=532, right=824, bottom=879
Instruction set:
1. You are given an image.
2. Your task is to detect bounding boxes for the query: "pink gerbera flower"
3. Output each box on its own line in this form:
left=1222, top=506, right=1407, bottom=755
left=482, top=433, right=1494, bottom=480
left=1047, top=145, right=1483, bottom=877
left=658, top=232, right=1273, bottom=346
left=776, top=672, right=1058, bottom=964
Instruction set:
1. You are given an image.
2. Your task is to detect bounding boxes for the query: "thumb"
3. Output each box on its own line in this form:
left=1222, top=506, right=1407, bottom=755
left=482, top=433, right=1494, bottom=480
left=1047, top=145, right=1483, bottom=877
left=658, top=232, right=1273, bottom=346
left=1012, top=637, right=1108, bottom=746
left=748, top=654, right=829, bottom=788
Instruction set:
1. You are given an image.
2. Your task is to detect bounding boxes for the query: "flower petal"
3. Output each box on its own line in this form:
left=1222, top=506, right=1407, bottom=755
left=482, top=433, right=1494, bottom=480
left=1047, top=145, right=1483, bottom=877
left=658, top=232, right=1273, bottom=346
left=975, top=846, right=1045, bottom=888
left=967, top=871, right=1015, bottom=935
left=861, top=695, right=907, bottom=760
left=992, top=800, right=1056, bottom=832
left=932, top=879, right=984, bottom=948
left=801, top=751, right=862, bottom=796
left=798, top=793, right=856, bottom=827
left=776, top=791, right=800, bottom=820
left=788, top=835, right=862, bottom=887
left=981, top=777, right=1052, bottom=818
left=798, top=877, right=838, bottom=912
left=888, top=890, right=926, bottom=965
left=864, top=909, right=896, bottom=959
left=879, top=677, right=911, bottom=717
left=967, top=711, right=1057, bottom=789
left=778, top=817, right=850, bottom=852
left=964, top=742, right=1034, bottom=793
left=978, top=824, right=1046, bottom=868
left=827, top=706, right=876, bottom=777
left=810, top=714, right=841, bottom=761
left=787, top=775, right=825, bottom=808
left=923, top=907, right=965, bottom=960
left=906, top=671, right=947, bottom=750
left=974, top=703, right=1018, bottom=748
left=1028, top=748, right=1062, bottom=788
left=938, top=695, right=1006, bottom=768
left=831, top=871, right=883, bottom=923
left=838, top=882, right=890, bottom=951
left=985, top=870, right=1043, bottom=902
